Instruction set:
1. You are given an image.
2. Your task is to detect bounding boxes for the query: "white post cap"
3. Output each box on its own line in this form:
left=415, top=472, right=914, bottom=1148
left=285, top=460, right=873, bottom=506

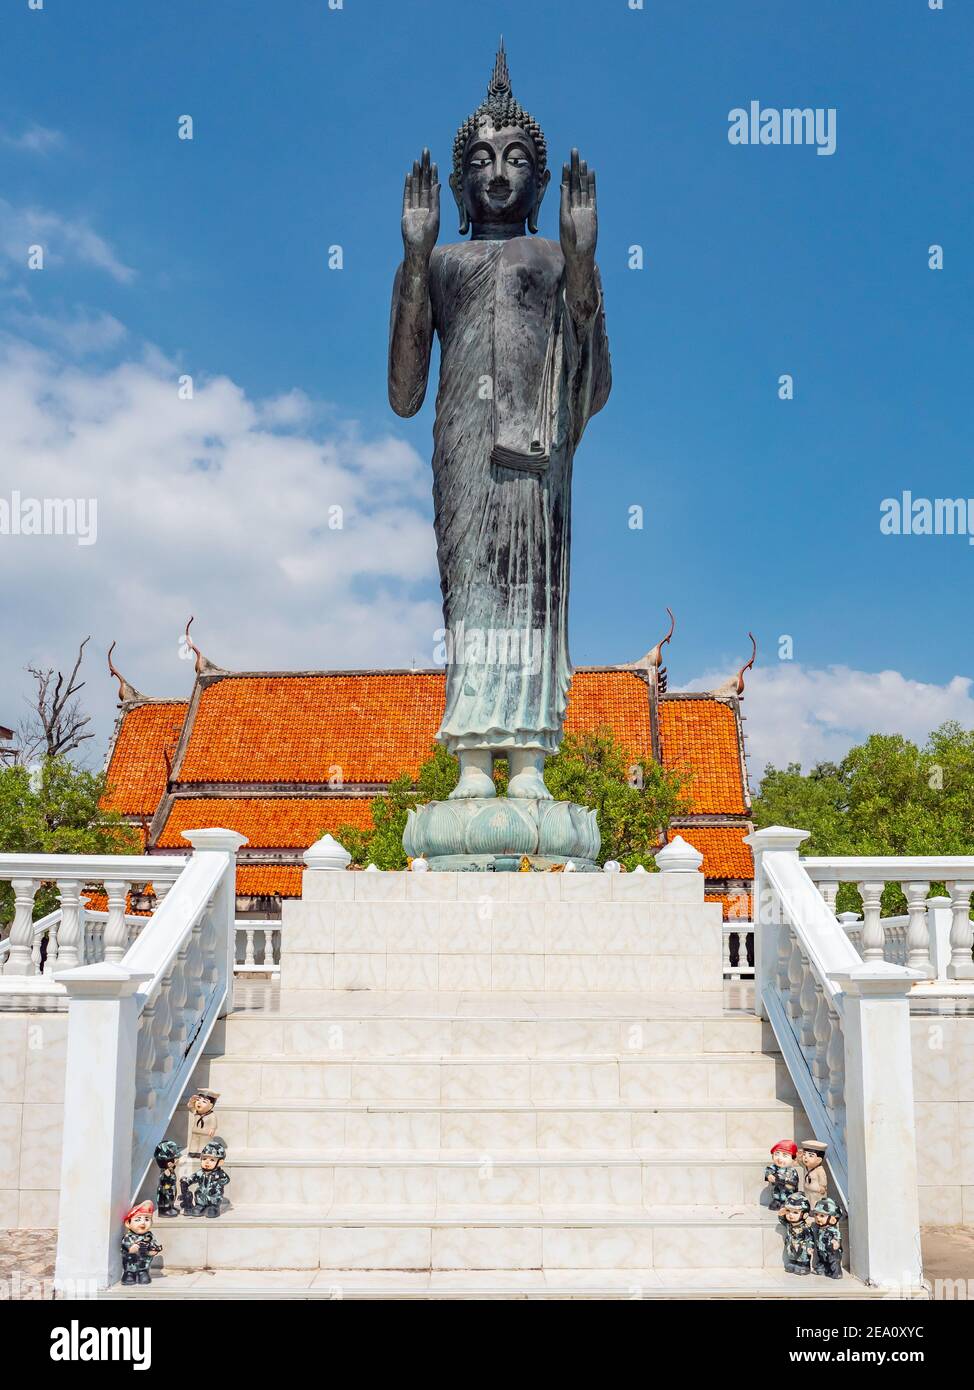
left=410, top=856, right=430, bottom=872
left=654, top=835, right=704, bottom=874
left=303, top=834, right=352, bottom=871
left=603, top=860, right=621, bottom=873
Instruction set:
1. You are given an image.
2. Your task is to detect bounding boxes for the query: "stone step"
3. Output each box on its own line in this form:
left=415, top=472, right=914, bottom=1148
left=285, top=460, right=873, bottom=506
left=280, top=892, right=722, bottom=992
left=185, top=1098, right=807, bottom=1152
left=170, top=1149, right=781, bottom=1208
left=196, top=1051, right=794, bottom=1105
left=102, top=1266, right=883, bottom=1300
left=208, top=1011, right=776, bottom=1059
left=142, top=1204, right=823, bottom=1271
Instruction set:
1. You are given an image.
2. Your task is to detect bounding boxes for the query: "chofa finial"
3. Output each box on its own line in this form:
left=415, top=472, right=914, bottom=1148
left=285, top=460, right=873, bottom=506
left=107, top=642, right=146, bottom=706
left=184, top=617, right=225, bottom=677
left=715, top=632, right=757, bottom=699
left=617, top=608, right=675, bottom=689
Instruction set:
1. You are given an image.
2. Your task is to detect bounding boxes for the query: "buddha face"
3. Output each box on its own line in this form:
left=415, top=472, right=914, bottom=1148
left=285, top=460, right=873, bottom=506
left=451, top=124, right=550, bottom=232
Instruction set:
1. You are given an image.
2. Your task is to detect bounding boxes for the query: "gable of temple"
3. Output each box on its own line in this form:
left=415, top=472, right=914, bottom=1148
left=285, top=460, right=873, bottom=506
left=102, top=650, right=755, bottom=919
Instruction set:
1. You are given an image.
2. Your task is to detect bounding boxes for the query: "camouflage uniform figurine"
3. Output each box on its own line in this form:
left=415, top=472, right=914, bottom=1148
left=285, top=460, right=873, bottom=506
left=779, top=1194, right=813, bottom=1275
left=121, top=1200, right=162, bottom=1285
left=153, top=1140, right=182, bottom=1217
left=185, top=1139, right=230, bottom=1218
left=811, top=1197, right=844, bottom=1279
left=764, top=1139, right=801, bottom=1211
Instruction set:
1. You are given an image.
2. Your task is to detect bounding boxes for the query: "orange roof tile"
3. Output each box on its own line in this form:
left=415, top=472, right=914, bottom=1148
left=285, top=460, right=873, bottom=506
left=237, top=865, right=303, bottom=897
left=707, top=892, right=753, bottom=922
left=157, top=796, right=375, bottom=849
left=669, top=825, right=753, bottom=881
left=564, top=670, right=652, bottom=757
left=178, top=674, right=445, bottom=784
left=658, top=698, right=747, bottom=814
left=103, top=702, right=187, bottom=816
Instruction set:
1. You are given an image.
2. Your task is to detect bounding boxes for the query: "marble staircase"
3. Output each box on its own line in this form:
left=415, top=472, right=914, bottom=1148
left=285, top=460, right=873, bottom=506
left=110, top=870, right=883, bottom=1299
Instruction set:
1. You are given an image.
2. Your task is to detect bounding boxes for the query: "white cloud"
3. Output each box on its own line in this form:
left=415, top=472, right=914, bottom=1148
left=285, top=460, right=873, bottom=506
left=684, top=662, right=974, bottom=780
left=0, top=335, right=442, bottom=760
left=7, top=306, right=127, bottom=355
left=0, top=199, right=135, bottom=283
left=1, top=124, right=63, bottom=155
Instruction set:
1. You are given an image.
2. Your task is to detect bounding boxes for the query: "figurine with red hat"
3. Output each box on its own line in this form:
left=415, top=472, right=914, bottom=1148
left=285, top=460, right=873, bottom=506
left=764, top=1139, right=801, bottom=1211
left=121, top=1200, right=162, bottom=1285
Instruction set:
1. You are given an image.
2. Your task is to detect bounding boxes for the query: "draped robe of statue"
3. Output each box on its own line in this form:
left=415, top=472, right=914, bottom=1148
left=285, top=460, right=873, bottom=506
left=392, top=234, right=610, bottom=755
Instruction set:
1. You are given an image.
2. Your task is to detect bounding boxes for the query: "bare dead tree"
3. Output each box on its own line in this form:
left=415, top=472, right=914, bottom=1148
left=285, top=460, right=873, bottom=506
left=20, top=637, right=95, bottom=761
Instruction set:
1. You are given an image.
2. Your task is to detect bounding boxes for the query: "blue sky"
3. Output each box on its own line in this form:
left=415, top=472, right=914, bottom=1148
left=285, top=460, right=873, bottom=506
left=0, top=0, right=971, bottom=773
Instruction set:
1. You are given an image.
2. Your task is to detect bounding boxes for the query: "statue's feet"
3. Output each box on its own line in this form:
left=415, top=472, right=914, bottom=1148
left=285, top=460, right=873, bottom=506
left=507, top=752, right=553, bottom=800
left=448, top=751, right=496, bottom=800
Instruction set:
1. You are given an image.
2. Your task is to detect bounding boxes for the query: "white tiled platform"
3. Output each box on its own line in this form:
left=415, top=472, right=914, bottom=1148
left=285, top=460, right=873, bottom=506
left=116, top=870, right=887, bottom=1299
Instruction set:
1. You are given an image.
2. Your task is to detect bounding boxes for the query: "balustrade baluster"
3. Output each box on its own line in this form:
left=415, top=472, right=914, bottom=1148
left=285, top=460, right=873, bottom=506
left=786, top=938, right=804, bottom=1021
left=200, top=898, right=219, bottom=988
left=182, top=916, right=206, bottom=1028
left=51, top=879, right=80, bottom=972
left=947, top=881, right=974, bottom=981
left=776, top=922, right=791, bottom=992
left=133, top=1001, right=158, bottom=1116
left=151, top=972, right=176, bottom=1094
left=811, top=982, right=830, bottom=1084
left=904, top=881, right=932, bottom=976
left=168, top=947, right=189, bottom=1048
left=2, top=878, right=39, bottom=975
left=798, top=958, right=817, bottom=1048
left=103, top=879, right=130, bottom=964
left=858, top=880, right=886, bottom=961
left=817, top=880, right=839, bottom=914
left=826, top=1005, right=845, bottom=1136
left=244, top=928, right=256, bottom=968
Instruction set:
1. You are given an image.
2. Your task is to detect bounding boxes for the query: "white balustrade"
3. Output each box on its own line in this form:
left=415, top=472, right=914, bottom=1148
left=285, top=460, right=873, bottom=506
left=0, top=854, right=187, bottom=1006
left=804, top=855, right=974, bottom=986
left=52, top=828, right=246, bottom=1291
left=748, top=827, right=922, bottom=1289
left=721, top=924, right=753, bottom=978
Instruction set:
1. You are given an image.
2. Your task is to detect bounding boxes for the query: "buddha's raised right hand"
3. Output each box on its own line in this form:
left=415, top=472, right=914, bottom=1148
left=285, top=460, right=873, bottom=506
left=401, top=148, right=440, bottom=263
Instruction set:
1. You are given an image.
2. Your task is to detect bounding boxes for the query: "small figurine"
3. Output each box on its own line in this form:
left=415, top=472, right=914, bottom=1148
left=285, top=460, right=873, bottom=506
left=810, top=1197, right=844, bottom=1279
left=798, top=1138, right=829, bottom=1203
left=153, top=1140, right=182, bottom=1217
left=185, top=1087, right=221, bottom=1157
left=778, top=1194, right=814, bottom=1275
left=179, top=1087, right=222, bottom=1203
left=121, top=1200, right=162, bottom=1285
left=183, top=1139, right=230, bottom=1218
left=764, top=1139, right=801, bottom=1210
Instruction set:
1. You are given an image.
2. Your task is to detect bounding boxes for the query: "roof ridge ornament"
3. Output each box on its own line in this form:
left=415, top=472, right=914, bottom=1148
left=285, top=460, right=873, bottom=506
left=714, top=632, right=757, bottom=698
left=107, top=642, right=146, bottom=706
left=617, top=607, right=675, bottom=689
left=184, top=617, right=227, bottom=677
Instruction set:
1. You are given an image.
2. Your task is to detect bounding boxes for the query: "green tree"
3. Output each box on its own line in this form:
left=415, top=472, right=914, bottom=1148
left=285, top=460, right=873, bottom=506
left=751, top=721, right=974, bottom=913
left=0, top=759, right=139, bottom=925
left=335, top=728, right=689, bottom=871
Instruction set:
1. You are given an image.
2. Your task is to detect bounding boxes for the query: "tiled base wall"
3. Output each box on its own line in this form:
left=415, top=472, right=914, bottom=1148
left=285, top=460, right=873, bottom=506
left=912, top=1017, right=974, bottom=1225
left=0, top=1014, right=66, bottom=1229
left=282, top=871, right=724, bottom=993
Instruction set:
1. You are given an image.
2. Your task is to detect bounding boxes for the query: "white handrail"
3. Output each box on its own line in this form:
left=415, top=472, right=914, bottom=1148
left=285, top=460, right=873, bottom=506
left=748, top=827, right=923, bottom=1289
left=52, top=828, right=246, bottom=1291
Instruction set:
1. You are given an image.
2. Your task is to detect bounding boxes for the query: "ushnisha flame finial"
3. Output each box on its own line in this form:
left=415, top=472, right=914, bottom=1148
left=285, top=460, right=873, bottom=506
left=452, top=39, right=548, bottom=186
left=107, top=641, right=146, bottom=706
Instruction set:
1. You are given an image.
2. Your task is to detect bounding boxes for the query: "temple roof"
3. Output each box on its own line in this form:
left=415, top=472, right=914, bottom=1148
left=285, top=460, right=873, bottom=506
left=101, top=664, right=753, bottom=909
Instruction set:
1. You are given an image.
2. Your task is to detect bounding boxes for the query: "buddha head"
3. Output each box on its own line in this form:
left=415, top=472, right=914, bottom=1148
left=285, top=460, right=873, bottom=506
left=451, top=40, right=550, bottom=235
